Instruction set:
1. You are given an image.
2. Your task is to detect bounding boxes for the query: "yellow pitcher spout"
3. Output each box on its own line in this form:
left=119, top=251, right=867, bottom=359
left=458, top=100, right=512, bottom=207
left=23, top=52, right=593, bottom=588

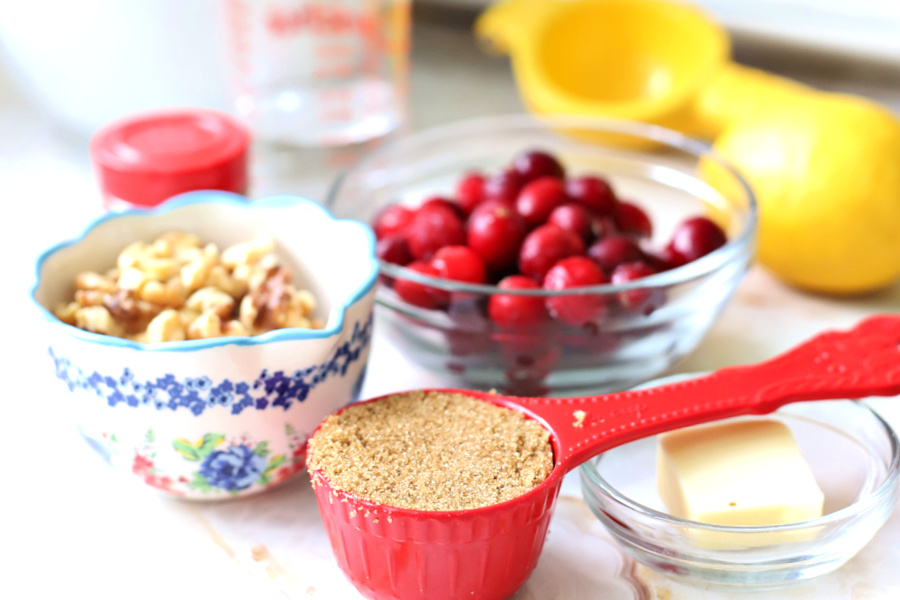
left=476, top=0, right=810, bottom=139
left=476, top=0, right=558, bottom=54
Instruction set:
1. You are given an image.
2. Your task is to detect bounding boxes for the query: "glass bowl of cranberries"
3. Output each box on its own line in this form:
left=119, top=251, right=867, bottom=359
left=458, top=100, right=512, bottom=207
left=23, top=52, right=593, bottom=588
left=326, top=115, right=756, bottom=395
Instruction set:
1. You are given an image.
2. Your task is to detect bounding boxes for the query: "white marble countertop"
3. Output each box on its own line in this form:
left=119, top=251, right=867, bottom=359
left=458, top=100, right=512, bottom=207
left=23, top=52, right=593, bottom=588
left=4, top=13, right=900, bottom=600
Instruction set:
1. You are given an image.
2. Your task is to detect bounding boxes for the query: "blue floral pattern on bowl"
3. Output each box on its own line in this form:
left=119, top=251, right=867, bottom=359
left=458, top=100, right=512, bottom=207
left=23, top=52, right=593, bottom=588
left=85, top=424, right=313, bottom=496
left=199, top=444, right=267, bottom=491
left=174, top=432, right=290, bottom=493
left=49, top=314, right=373, bottom=416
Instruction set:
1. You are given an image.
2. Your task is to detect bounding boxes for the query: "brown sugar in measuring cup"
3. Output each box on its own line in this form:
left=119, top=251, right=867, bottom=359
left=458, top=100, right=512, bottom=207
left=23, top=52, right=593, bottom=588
left=309, top=390, right=553, bottom=511
left=308, top=315, right=900, bottom=600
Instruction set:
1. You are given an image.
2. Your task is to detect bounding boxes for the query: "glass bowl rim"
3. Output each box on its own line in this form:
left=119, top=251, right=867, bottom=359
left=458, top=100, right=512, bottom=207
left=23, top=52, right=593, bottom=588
left=326, top=113, right=758, bottom=297
left=579, top=371, right=900, bottom=534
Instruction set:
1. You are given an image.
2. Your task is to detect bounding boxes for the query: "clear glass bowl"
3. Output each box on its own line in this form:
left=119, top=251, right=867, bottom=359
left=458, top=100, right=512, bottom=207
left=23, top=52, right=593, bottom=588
left=326, top=115, right=756, bottom=394
left=579, top=374, right=900, bottom=589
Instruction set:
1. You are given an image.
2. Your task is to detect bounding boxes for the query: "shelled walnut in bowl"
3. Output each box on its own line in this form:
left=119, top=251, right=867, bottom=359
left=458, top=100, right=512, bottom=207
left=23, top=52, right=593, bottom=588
left=54, top=231, right=323, bottom=343
left=31, top=193, right=378, bottom=499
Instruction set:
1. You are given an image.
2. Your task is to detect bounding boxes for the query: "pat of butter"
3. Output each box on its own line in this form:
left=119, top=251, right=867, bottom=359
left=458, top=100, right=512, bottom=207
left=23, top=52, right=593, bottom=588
left=657, top=419, right=824, bottom=549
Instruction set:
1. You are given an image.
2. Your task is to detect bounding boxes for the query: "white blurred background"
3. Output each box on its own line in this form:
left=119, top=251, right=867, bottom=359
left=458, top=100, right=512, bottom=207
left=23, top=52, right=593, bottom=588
left=3, top=3, right=900, bottom=598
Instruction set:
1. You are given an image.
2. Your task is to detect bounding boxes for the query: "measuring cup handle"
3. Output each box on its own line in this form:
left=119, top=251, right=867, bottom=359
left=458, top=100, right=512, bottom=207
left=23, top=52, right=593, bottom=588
left=689, top=62, right=812, bottom=139
left=732, top=314, right=900, bottom=404
left=538, top=314, right=900, bottom=472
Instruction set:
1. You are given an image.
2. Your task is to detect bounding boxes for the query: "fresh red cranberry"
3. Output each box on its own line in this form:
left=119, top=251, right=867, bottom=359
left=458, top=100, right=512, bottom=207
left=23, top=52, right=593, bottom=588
left=566, top=175, right=617, bottom=215
left=466, top=201, right=528, bottom=272
left=543, top=257, right=608, bottom=325
left=587, top=235, right=645, bottom=273
left=513, top=149, right=565, bottom=182
left=610, top=258, right=655, bottom=283
left=444, top=329, right=495, bottom=359
left=548, top=203, right=593, bottom=241
left=447, top=293, right=489, bottom=325
left=669, top=217, right=727, bottom=262
left=393, top=261, right=449, bottom=309
left=615, top=201, right=653, bottom=238
left=484, top=169, right=524, bottom=204
left=488, top=275, right=545, bottom=326
left=561, top=322, right=620, bottom=354
left=590, top=215, right=618, bottom=241
left=611, top=261, right=662, bottom=313
left=455, top=172, right=486, bottom=216
left=372, top=204, right=414, bottom=240
left=406, top=204, right=465, bottom=261
left=518, top=224, right=585, bottom=283
left=375, top=235, right=412, bottom=266
left=420, top=196, right=464, bottom=218
left=646, top=245, right=687, bottom=272
left=444, top=295, right=494, bottom=361
left=493, top=328, right=559, bottom=357
left=515, top=177, right=568, bottom=228
left=500, top=343, right=562, bottom=397
left=445, top=294, right=492, bottom=353
left=431, top=245, right=487, bottom=284
left=470, top=197, right=513, bottom=215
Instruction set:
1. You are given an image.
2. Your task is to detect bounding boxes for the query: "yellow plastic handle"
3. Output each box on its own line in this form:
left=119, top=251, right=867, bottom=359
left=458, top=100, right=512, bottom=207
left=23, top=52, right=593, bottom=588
left=687, top=63, right=813, bottom=138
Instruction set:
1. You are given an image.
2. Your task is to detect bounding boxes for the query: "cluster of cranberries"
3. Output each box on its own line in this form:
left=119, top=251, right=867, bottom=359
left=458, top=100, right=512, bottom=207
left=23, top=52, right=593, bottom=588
left=373, top=150, right=727, bottom=327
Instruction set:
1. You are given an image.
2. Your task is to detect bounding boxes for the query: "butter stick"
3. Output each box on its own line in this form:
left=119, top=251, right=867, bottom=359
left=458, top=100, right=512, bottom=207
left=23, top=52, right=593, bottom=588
left=657, top=419, right=824, bottom=549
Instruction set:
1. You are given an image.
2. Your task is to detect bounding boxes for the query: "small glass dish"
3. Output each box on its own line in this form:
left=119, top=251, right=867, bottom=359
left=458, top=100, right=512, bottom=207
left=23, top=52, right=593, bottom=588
left=326, top=115, right=756, bottom=395
left=579, top=374, right=900, bottom=589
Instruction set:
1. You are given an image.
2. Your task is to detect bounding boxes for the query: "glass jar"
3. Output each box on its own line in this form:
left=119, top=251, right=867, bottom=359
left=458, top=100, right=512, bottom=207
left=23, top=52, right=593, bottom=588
left=222, top=0, right=411, bottom=147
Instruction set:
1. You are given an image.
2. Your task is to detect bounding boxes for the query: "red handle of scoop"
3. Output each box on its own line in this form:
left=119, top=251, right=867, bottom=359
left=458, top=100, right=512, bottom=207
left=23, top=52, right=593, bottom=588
left=474, top=314, right=900, bottom=473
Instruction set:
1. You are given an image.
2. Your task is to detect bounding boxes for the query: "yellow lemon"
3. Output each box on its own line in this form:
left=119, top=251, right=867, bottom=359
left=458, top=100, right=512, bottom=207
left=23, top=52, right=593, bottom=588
left=708, top=94, right=900, bottom=294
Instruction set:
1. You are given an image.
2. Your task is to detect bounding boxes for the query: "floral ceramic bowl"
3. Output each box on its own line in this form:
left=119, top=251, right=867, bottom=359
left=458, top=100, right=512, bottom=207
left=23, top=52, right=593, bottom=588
left=31, top=192, right=377, bottom=499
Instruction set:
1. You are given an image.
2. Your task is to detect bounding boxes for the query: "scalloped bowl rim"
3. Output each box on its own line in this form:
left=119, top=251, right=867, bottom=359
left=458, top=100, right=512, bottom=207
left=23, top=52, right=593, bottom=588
left=327, top=113, right=758, bottom=297
left=30, top=191, right=379, bottom=352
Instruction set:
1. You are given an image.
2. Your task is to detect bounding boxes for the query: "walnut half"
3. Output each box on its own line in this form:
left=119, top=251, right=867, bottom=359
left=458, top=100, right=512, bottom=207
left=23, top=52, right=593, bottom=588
left=60, top=231, right=324, bottom=343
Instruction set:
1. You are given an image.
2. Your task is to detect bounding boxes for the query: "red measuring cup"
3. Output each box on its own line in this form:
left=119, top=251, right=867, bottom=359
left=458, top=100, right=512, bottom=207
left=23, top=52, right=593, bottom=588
left=309, top=314, right=900, bottom=600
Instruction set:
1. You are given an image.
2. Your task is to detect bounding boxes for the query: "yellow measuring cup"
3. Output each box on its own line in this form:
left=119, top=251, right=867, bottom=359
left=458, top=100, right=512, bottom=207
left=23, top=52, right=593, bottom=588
left=476, top=0, right=810, bottom=139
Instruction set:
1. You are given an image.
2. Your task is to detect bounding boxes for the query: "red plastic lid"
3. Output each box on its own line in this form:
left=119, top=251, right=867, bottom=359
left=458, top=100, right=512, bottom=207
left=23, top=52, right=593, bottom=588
left=90, top=109, right=251, bottom=208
